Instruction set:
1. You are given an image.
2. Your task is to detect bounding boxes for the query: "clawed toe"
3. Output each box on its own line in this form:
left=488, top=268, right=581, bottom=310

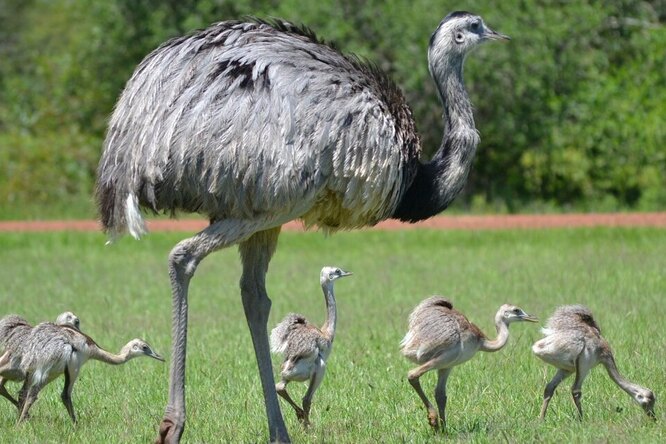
left=156, top=418, right=183, bottom=444
left=296, top=409, right=310, bottom=425
left=426, top=411, right=447, bottom=432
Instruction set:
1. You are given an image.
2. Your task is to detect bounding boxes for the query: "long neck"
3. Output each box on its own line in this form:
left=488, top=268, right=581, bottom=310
left=392, top=53, right=479, bottom=222
left=480, top=314, right=510, bottom=352
left=320, top=281, right=337, bottom=342
left=602, top=353, right=644, bottom=397
left=90, top=346, right=131, bottom=365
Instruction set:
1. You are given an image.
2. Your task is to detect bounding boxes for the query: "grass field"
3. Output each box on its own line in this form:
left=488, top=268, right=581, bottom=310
left=0, top=227, right=664, bottom=443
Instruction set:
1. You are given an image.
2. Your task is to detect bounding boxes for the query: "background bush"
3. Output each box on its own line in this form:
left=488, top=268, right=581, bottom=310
left=1, top=0, right=664, bottom=218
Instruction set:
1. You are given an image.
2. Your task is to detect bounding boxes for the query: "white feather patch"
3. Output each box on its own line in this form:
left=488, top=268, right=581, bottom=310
left=125, top=194, right=148, bottom=240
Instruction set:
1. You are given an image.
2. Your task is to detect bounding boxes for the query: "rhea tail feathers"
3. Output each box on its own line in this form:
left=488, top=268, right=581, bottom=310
left=125, top=194, right=148, bottom=240
left=105, top=193, right=147, bottom=244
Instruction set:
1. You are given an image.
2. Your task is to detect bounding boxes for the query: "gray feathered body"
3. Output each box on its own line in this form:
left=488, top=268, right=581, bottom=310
left=20, top=323, right=93, bottom=387
left=542, top=304, right=601, bottom=335
left=0, top=315, right=31, bottom=353
left=400, top=296, right=486, bottom=365
left=533, top=304, right=655, bottom=418
left=270, top=313, right=330, bottom=382
left=97, top=19, right=420, bottom=239
left=532, top=305, right=607, bottom=372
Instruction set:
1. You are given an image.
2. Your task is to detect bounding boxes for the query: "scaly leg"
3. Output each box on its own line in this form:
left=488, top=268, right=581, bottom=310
left=239, top=228, right=290, bottom=442
left=0, top=377, right=18, bottom=408
left=407, top=359, right=441, bottom=430
left=539, top=369, right=571, bottom=419
left=156, top=220, right=272, bottom=444
left=0, top=352, right=22, bottom=408
left=301, top=356, right=326, bottom=427
left=276, top=379, right=305, bottom=420
left=17, top=377, right=42, bottom=424
left=572, top=355, right=592, bottom=420
left=434, top=368, right=452, bottom=430
left=61, top=364, right=80, bottom=423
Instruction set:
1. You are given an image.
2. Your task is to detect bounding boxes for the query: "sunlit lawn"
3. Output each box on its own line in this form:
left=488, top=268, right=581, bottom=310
left=0, top=227, right=664, bottom=443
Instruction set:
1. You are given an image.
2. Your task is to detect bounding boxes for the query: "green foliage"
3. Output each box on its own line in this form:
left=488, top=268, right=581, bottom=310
left=0, top=129, right=97, bottom=205
left=0, top=0, right=664, bottom=217
left=0, top=229, right=664, bottom=442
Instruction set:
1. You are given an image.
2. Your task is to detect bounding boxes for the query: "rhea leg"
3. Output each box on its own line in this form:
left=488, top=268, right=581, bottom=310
left=156, top=220, right=268, bottom=444
left=572, top=356, right=592, bottom=420
left=0, top=378, right=18, bottom=407
left=539, top=369, right=571, bottom=419
left=239, top=228, right=290, bottom=442
left=0, top=352, right=21, bottom=408
left=156, top=239, right=194, bottom=444
left=301, top=356, right=326, bottom=426
left=61, top=364, right=80, bottom=423
left=434, top=368, right=452, bottom=430
left=407, top=359, right=441, bottom=430
left=276, top=379, right=305, bottom=420
left=17, top=376, right=42, bottom=424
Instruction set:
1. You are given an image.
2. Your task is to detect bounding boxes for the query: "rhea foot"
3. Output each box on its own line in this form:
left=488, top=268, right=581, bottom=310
left=155, top=417, right=183, bottom=444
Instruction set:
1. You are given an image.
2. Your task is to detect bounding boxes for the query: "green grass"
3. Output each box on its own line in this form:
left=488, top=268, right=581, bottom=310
left=0, top=228, right=664, bottom=443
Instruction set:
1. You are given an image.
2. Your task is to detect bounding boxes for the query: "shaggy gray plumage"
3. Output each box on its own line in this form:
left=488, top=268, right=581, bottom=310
left=17, top=322, right=163, bottom=423
left=400, top=296, right=537, bottom=430
left=97, top=19, right=418, bottom=239
left=533, top=305, right=655, bottom=420
left=95, top=12, right=508, bottom=443
left=96, top=13, right=507, bottom=240
left=0, top=315, right=31, bottom=353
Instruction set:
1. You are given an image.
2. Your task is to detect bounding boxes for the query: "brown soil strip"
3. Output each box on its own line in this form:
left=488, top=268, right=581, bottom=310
left=1, top=213, right=665, bottom=233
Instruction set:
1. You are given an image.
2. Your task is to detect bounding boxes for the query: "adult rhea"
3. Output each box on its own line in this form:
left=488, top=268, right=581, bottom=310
left=96, top=12, right=508, bottom=443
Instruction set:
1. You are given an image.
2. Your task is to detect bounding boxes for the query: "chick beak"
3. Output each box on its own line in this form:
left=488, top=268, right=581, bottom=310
left=148, top=350, right=165, bottom=362
left=521, top=313, right=539, bottom=323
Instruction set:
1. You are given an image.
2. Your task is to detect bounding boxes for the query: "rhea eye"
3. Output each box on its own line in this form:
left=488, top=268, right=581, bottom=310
left=335, top=268, right=341, bottom=274
left=513, top=308, right=521, bottom=314
left=471, top=21, right=480, bottom=31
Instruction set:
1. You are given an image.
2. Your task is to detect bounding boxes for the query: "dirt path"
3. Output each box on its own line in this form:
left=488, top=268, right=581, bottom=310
left=1, top=213, right=665, bottom=233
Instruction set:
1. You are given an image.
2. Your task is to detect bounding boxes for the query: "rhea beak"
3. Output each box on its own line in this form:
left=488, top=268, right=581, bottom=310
left=521, top=313, right=539, bottom=323
left=148, top=349, right=166, bottom=362
left=484, top=27, right=510, bottom=41
left=645, top=404, right=656, bottom=420
left=340, top=270, right=353, bottom=278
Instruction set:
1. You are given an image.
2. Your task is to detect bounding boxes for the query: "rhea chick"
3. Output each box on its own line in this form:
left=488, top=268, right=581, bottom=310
left=270, top=266, right=352, bottom=426
left=400, top=296, right=538, bottom=430
left=17, top=323, right=163, bottom=423
left=0, top=312, right=81, bottom=409
left=532, top=304, right=655, bottom=420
